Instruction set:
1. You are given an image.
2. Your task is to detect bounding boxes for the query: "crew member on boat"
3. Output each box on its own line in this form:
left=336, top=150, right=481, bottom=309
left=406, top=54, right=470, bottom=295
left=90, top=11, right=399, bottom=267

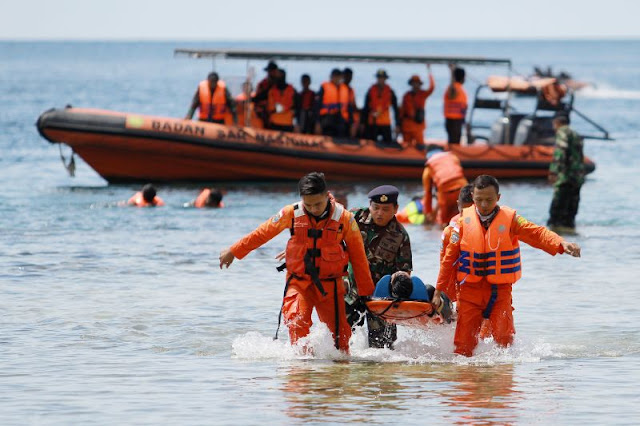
left=444, top=64, right=468, bottom=144
left=267, top=69, right=299, bottom=132
left=186, top=72, right=237, bottom=125
left=432, top=175, right=581, bottom=357
left=218, top=172, right=374, bottom=353
left=343, top=67, right=360, bottom=138
left=252, top=61, right=280, bottom=129
left=422, top=145, right=469, bottom=226
left=361, top=69, right=401, bottom=146
left=314, top=69, right=351, bottom=137
left=345, top=185, right=412, bottom=349
left=298, top=74, right=315, bottom=134
left=400, top=65, right=435, bottom=148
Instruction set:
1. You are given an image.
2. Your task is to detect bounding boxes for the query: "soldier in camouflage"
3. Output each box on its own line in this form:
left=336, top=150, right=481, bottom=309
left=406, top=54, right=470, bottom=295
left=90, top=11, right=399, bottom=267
left=548, top=113, right=585, bottom=231
left=345, top=185, right=413, bottom=348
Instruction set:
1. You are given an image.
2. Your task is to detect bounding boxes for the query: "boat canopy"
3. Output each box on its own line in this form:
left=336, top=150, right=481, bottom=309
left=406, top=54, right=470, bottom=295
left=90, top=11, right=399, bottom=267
left=174, top=48, right=512, bottom=67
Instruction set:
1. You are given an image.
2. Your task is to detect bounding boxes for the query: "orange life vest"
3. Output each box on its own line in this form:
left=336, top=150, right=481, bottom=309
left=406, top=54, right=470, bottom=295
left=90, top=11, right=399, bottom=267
left=426, top=151, right=466, bottom=188
left=367, top=84, right=392, bottom=126
left=285, top=200, right=349, bottom=281
left=402, top=90, right=429, bottom=124
left=194, top=189, right=224, bottom=208
left=198, top=80, right=228, bottom=121
left=456, top=206, right=522, bottom=285
left=268, top=84, right=296, bottom=126
left=128, top=192, right=165, bottom=207
left=319, top=82, right=349, bottom=121
left=443, top=82, right=468, bottom=120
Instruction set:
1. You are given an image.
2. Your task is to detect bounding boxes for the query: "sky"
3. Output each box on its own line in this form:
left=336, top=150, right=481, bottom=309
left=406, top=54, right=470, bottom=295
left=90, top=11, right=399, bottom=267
left=2, top=0, right=639, bottom=40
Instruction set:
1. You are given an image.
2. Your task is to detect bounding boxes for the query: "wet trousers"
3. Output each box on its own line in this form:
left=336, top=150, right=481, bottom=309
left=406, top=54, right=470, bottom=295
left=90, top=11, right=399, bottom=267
left=436, top=188, right=461, bottom=225
left=282, top=277, right=351, bottom=352
left=548, top=182, right=582, bottom=229
left=345, top=299, right=397, bottom=349
left=454, top=281, right=515, bottom=357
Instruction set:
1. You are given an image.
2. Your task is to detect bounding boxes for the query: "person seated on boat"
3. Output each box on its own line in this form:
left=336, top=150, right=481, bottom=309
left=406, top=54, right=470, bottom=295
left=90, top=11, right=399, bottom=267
left=361, top=69, right=401, bottom=147
left=253, top=61, right=280, bottom=129
left=298, top=74, right=315, bottom=134
left=443, top=64, right=468, bottom=144
left=400, top=65, right=435, bottom=149
left=422, top=144, right=469, bottom=227
left=127, top=184, right=165, bottom=207
left=188, top=188, right=224, bottom=208
left=342, top=67, right=360, bottom=138
left=263, top=69, right=300, bottom=132
left=185, top=72, right=237, bottom=125
left=372, top=271, right=454, bottom=323
left=314, top=68, right=351, bottom=138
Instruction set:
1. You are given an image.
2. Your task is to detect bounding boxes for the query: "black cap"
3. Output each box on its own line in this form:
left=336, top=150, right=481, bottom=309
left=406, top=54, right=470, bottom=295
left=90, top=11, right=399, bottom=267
left=264, top=61, right=278, bottom=71
left=368, top=185, right=399, bottom=204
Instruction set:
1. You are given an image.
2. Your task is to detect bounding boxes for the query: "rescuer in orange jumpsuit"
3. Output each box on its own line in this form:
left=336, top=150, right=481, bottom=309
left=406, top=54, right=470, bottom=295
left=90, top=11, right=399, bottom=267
left=422, top=145, right=469, bottom=226
left=432, top=175, right=581, bottom=357
left=185, top=72, right=237, bottom=125
left=127, top=184, right=165, bottom=207
left=443, top=64, right=468, bottom=144
left=400, top=64, right=435, bottom=148
left=361, top=69, right=401, bottom=146
left=218, top=172, right=374, bottom=353
left=438, top=183, right=474, bottom=303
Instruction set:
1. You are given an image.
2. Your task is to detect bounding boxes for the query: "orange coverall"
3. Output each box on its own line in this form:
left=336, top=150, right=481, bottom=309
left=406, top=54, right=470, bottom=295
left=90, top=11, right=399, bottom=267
left=436, top=209, right=564, bottom=356
left=230, top=203, right=374, bottom=352
left=422, top=156, right=468, bottom=226
left=438, top=213, right=460, bottom=302
left=400, top=75, right=435, bottom=147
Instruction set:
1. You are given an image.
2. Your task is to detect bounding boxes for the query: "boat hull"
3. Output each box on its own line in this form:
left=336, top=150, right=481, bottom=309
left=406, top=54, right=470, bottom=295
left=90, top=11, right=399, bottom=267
left=37, top=108, right=596, bottom=183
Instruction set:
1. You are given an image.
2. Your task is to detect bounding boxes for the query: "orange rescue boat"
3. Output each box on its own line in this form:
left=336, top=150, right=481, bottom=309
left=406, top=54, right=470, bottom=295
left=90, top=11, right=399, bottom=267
left=36, top=107, right=595, bottom=183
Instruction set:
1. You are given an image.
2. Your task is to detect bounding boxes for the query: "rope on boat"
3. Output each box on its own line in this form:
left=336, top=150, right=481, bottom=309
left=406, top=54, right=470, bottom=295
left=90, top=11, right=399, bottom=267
left=58, top=144, right=76, bottom=177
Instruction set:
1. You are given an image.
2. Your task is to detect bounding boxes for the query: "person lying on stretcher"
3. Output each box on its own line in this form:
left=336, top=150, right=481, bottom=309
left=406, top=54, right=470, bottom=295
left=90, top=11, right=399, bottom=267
left=370, top=271, right=455, bottom=323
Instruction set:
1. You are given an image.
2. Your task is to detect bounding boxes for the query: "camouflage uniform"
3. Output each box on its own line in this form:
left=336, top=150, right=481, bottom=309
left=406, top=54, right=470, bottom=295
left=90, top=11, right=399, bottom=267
left=345, top=207, right=412, bottom=348
left=548, top=125, right=584, bottom=229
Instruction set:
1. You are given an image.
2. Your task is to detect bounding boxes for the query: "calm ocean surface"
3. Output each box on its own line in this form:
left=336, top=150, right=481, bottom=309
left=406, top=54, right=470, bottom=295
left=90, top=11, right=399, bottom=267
left=2, top=40, right=640, bottom=425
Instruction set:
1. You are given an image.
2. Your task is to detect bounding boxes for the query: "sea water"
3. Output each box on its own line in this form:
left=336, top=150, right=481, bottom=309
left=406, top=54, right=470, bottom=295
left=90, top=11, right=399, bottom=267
left=1, top=40, right=640, bottom=424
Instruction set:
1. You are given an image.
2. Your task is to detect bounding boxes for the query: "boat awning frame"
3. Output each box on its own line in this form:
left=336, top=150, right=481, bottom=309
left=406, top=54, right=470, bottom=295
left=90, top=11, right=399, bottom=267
left=174, top=48, right=511, bottom=67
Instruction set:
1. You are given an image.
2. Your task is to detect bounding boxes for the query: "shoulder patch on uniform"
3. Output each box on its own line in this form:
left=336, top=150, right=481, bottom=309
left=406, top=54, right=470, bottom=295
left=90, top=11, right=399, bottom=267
left=516, top=215, right=528, bottom=226
left=272, top=208, right=284, bottom=223
left=350, top=216, right=359, bottom=231
left=450, top=231, right=460, bottom=244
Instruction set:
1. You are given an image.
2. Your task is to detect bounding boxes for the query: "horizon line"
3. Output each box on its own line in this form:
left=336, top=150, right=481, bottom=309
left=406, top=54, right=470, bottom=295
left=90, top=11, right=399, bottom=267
left=2, top=36, right=640, bottom=42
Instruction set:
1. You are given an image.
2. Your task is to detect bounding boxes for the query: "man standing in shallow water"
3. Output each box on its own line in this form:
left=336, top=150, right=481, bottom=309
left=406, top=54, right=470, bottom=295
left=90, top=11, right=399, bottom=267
left=218, top=172, right=374, bottom=353
left=345, top=185, right=412, bottom=349
left=432, top=175, right=581, bottom=357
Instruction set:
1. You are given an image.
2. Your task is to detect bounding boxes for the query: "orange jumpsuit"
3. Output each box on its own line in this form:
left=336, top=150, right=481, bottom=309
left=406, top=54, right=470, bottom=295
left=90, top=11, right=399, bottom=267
left=127, top=192, right=164, bottom=207
left=229, top=199, right=374, bottom=352
left=436, top=206, right=564, bottom=356
left=439, top=213, right=460, bottom=302
left=422, top=151, right=468, bottom=225
left=400, top=75, right=435, bottom=147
